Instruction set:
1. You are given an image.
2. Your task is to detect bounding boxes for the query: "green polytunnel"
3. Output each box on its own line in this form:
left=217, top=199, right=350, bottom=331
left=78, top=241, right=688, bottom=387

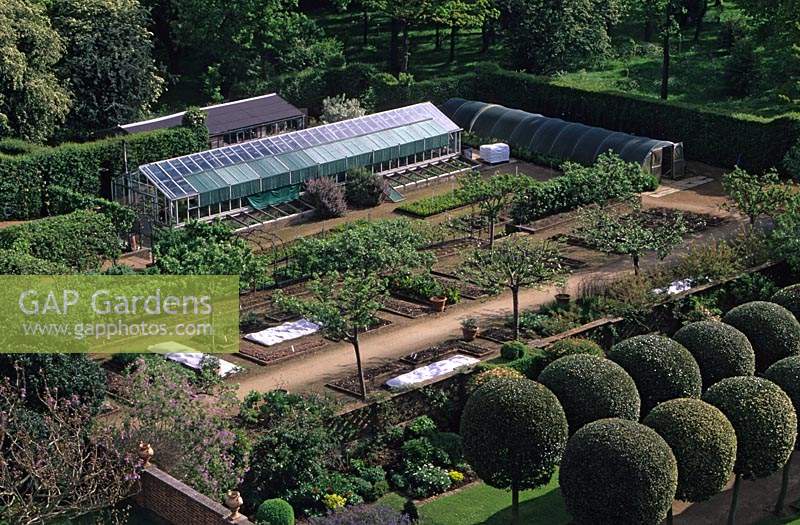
left=135, top=101, right=462, bottom=207
left=442, top=98, right=684, bottom=177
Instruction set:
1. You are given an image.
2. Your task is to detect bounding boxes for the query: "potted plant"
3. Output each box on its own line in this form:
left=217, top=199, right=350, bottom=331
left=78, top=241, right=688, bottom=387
left=555, top=285, right=571, bottom=306
left=429, top=295, right=447, bottom=312
left=461, top=318, right=479, bottom=341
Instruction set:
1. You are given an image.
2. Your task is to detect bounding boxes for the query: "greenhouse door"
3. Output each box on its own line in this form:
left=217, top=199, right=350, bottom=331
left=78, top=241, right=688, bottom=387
left=662, top=145, right=674, bottom=179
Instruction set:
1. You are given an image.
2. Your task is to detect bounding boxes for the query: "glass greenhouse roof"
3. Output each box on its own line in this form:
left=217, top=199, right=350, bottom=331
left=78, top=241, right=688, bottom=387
left=441, top=98, right=676, bottom=166
left=138, top=102, right=460, bottom=201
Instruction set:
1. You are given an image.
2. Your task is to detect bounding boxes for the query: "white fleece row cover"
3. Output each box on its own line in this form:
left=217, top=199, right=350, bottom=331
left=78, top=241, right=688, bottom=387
left=385, top=355, right=480, bottom=390
left=244, top=319, right=321, bottom=347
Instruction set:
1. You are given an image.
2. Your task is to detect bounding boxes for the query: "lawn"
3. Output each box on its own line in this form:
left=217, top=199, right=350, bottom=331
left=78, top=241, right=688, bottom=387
left=310, top=3, right=798, bottom=119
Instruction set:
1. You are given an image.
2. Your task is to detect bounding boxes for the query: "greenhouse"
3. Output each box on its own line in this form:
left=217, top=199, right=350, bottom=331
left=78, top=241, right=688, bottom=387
left=442, top=98, right=684, bottom=178
left=114, top=102, right=462, bottom=233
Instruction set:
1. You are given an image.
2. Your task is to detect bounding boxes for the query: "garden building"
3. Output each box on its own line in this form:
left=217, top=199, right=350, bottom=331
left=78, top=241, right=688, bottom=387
left=442, top=98, right=684, bottom=178
left=114, top=102, right=463, bottom=236
left=118, top=93, right=306, bottom=148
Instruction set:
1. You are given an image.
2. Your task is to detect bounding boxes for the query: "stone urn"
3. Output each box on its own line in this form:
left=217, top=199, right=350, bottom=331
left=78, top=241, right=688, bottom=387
left=225, top=490, right=244, bottom=522
left=138, top=442, right=154, bottom=468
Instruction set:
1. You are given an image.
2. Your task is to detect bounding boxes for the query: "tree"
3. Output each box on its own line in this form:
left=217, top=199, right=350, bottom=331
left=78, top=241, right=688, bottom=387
left=459, top=237, right=565, bottom=339
left=0, top=354, right=107, bottom=414
left=50, top=0, right=164, bottom=136
left=644, top=399, right=737, bottom=512
left=370, top=0, right=434, bottom=73
left=152, top=220, right=266, bottom=291
left=0, top=376, right=137, bottom=525
left=722, top=167, right=793, bottom=226
left=608, top=334, right=702, bottom=416
left=460, top=377, right=568, bottom=524
left=239, top=390, right=339, bottom=515
left=537, top=354, right=641, bottom=435
left=574, top=200, right=688, bottom=275
left=117, top=357, right=248, bottom=500
left=672, top=321, right=756, bottom=390
left=321, top=94, right=366, bottom=123
left=430, top=0, right=497, bottom=62
left=275, top=272, right=387, bottom=399
left=764, top=356, right=800, bottom=516
left=455, top=172, right=529, bottom=249
left=0, top=0, right=71, bottom=142
left=560, top=418, right=678, bottom=525
left=703, top=376, right=797, bottom=525
left=722, top=301, right=800, bottom=372
left=497, top=0, right=615, bottom=74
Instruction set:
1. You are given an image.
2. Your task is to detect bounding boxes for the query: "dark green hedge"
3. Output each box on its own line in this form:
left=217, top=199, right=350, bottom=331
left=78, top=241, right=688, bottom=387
left=0, top=210, right=120, bottom=271
left=460, top=377, right=568, bottom=492
left=672, top=321, right=756, bottom=390
left=703, top=376, right=797, bottom=479
left=608, top=334, right=702, bottom=416
left=470, top=63, right=800, bottom=173
left=764, top=356, right=800, bottom=442
left=771, top=284, right=800, bottom=320
left=643, top=398, right=737, bottom=502
left=0, top=125, right=207, bottom=219
left=722, top=301, right=800, bottom=372
left=367, top=62, right=798, bottom=173
left=560, top=418, right=678, bottom=525
left=47, top=185, right=136, bottom=238
left=0, top=249, right=71, bottom=274
left=537, top=354, right=640, bottom=435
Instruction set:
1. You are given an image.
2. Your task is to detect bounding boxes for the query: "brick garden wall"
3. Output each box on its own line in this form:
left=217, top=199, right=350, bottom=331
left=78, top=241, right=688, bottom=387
left=135, top=466, right=255, bottom=525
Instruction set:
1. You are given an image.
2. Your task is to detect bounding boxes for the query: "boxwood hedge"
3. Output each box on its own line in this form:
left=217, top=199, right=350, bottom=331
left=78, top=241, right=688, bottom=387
left=256, top=498, right=295, bottom=525
left=560, top=418, right=678, bottom=525
left=765, top=356, right=800, bottom=441
left=722, top=301, right=800, bottom=372
left=608, top=334, right=702, bottom=416
left=460, top=377, right=567, bottom=493
left=643, top=398, right=737, bottom=502
left=771, top=284, right=800, bottom=320
left=702, top=376, right=797, bottom=479
left=537, top=354, right=640, bottom=435
left=672, top=321, right=755, bottom=390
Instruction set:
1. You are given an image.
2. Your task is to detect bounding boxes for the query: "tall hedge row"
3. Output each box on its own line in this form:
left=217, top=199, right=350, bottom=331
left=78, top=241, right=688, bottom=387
left=469, top=63, right=799, bottom=173
left=0, top=126, right=207, bottom=220
left=366, top=62, right=798, bottom=173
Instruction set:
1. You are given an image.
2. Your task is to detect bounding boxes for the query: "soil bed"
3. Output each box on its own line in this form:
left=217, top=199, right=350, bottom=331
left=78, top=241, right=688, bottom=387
left=432, top=274, right=488, bottom=300
left=381, top=296, right=431, bottom=318
left=237, top=336, right=328, bottom=366
left=400, top=339, right=492, bottom=365
left=324, top=317, right=393, bottom=342
left=426, top=237, right=486, bottom=259
left=326, top=361, right=413, bottom=397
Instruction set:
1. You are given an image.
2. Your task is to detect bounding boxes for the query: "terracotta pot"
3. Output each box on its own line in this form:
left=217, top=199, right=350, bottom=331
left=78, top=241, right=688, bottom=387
left=462, top=326, right=479, bottom=341
left=429, top=296, right=447, bottom=312
left=555, top=293, right=571, bottom=307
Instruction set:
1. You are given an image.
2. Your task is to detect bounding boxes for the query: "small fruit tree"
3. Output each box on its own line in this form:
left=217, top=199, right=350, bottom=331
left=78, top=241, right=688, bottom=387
left=454, top=172, right=530, bottom=249
left=459, top=237, right=565, bottom=339
left=573, top=200, right=687, bottom=275
left=560, top=418, right=678, bottom=525
left=608, top=334, right=702, bottom=416
left=537, top=354, right=641, bottom=435
left=644, top=399, right=737, bottom=505
left=702, top=376, right=797, bottom=524
left=276, top=271, right=387, bottom=399
left=460, top=377, right=568, bottom=525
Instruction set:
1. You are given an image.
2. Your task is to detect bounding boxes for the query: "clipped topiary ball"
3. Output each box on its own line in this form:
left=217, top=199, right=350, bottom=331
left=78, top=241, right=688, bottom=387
left=722, top=301, right=800, bottom=372
left=673, top=321, right=755, bottom=389
left=537, top=354, right=640, bottom=435
left=702, top=376, right=797, bottom=479
left=460, top=377, right=568, bottom=496
left=545, top=337, right=604, bottom=360
left=608, top=334, right=702, bottom=415
left=256, top=498, right=295, bottom=525
left=771, top=284, right=800, bottom=320
left=560, top=418, right=678, bottom=525
left=765, top=355, right=800, bottom=441
left=643, top=398, right=737, bottom=502
left=467, top=366, right=524, bottom=393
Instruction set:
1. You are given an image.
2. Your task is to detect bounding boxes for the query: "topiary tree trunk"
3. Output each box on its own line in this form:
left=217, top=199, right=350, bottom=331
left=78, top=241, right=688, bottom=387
left=774, top=450, right=794, bottom=515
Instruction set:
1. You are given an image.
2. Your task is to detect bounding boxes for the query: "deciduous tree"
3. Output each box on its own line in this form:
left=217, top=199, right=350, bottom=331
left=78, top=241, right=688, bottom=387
left=455, top=172, right=529, bottom=249
left=459, top=237, right=565, bottom=339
